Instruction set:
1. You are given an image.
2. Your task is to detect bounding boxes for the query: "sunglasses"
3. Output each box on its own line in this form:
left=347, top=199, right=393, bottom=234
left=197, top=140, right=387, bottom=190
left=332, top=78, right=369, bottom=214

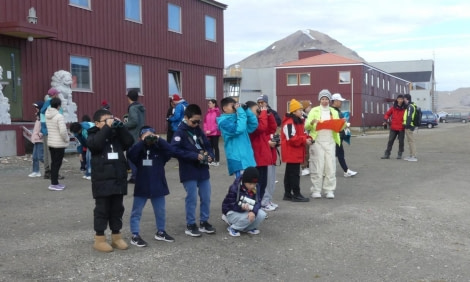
left=189, top=119, right=201, bottom=125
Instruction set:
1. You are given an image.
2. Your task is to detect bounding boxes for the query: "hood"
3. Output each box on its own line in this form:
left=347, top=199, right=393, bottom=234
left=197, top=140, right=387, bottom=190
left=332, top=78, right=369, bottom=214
left=45, top=107, right=60, bottom=120
left=128, top=102, right=146, bottom=112
left=216, top=112, right=236, bottom=124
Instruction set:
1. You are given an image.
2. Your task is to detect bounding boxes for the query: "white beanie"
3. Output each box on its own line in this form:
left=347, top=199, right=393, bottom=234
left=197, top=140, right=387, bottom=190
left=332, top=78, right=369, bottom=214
left=318, top=89, right=332, bottom=101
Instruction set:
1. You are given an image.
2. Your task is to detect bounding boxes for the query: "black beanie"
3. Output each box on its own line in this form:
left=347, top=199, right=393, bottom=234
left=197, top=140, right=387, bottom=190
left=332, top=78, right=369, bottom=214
left=242, top=167, right=259, bottom=183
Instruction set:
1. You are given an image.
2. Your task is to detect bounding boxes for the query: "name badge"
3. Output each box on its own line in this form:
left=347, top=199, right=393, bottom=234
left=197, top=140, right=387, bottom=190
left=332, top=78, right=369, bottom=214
left=143, top=159, right=153, bottom=166
left=107, top=152, right=118, bottom=160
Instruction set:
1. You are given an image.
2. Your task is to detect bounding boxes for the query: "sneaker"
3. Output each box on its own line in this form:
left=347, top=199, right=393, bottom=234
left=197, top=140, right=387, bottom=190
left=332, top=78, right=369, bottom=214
left=407, top=156, right=418, bottom=162
left=269, top=201, right=279, bottom=208
left=221, top=214, right=230, bottom=225
left=213, top=162, right=220, bottom=167
left=292, top=194, right=310, bottom=202
left=82, top=175, right=91, bottom=180
left=262, top=204, right=276, bottom=212
left=247, top=229, right=260, bottom=235
left=403, top=156, right=412, bottom=161
left=130, top=234, right=147, bottom=247
left=208, top=162, right=215, bottom=166
left=57, top=184, right=66, bottom=189
left=301, top=168, right=310, bottom=176
left=28, top=172, right=41, bottom=177
left=185, top=224, right=201, bottom=237
left=199, top=221, right=216, bottom=234
left=325, top=192, right=335, bottom=199
left=283, top=194, right=293, bottom=201
left=48, top=184, right=64, bottom=191
left=311, top=192, right=322, bottom=199
left=344, top=169, right=358, bottom=177
left=155, top=231, right=175, bottom=242
left=227, top=226, right=240, bottom=237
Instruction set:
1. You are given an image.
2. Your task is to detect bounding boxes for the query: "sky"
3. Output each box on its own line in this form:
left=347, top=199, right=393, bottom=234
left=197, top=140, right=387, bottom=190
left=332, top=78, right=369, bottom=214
left=222, top=0, right=470, bottom=91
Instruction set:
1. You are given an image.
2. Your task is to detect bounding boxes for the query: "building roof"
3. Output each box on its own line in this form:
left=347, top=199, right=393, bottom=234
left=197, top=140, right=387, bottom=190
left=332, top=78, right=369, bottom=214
left=391, top=71, right=432, bottom=83
left=278, top=53, right=362, bottom=67
left=370, top=60, right=433, bottom=73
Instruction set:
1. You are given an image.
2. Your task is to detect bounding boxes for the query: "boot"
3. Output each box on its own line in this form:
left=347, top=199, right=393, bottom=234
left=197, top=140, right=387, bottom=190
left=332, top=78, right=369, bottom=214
left=111, top=233, right=128, bottom=250
left=380, top=151, right=390, bottom=159
left=397, top=152, right=403, bottom=159
left=93, top=235, right=113, bottom=253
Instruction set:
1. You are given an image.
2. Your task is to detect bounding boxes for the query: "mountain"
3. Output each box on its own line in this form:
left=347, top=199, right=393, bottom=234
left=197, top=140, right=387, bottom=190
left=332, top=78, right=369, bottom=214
left=436, top=87, right=470, bottom=112
left=229, top=29, right=365, bottom=68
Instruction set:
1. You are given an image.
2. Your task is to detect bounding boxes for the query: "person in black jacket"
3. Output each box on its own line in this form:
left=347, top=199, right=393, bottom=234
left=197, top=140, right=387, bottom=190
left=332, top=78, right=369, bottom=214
left=127, top=126, right=175, bottom=247
left=87, top=109, right=134, bottom=253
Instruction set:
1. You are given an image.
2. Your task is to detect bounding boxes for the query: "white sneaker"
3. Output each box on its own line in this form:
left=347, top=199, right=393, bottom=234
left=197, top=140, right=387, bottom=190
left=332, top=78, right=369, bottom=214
left=403, top=156, right=412, bottom=161
left=28, top=172, right=41, bottom=177
left=213, top=162, right=220, bottom=167
left=262, top=204, right=276, bottom=212
left=407, top=156, right=418, bottom=162
left=325, top=192, right=335, bottom=199
left=344, top=169, right=358, bottom=177
left=83, top=175, right=91, bottom=180
left=221, top=214, right=229, bottom=225
left=301, top=168, right=310, bottom=176
left=269, top=201, right=278, bottom=208
left=311, top=192, right=322, bottom=199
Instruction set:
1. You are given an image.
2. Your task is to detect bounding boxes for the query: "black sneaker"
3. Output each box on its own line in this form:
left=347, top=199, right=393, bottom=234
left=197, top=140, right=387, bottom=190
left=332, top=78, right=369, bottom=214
left=282, top=194, right=293, bottom=201
left=292, top=194, right=310, bottom=202
left=155, top=231, right=175, bottom=242
left=199, top=221, right=216, bottom=234
left=185, top=224, right=201, bottom=237
left=130, top=234, right=147, bottom=247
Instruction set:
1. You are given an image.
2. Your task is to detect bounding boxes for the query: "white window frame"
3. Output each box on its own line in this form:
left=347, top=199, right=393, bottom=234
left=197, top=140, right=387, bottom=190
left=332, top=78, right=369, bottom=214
left=205, top=75, right=216, bottom=99
left=364, top=101, right=368, bottom=114
left=339, top=71, right=351, bottom=84
left=205, top=15, right=216, bottom=42
left=168, top=70, right=182, bottom=96
left=370, top=101, right=374, bottom=114
left=126, top=64, right=143, bottom=95
left=299, top=73, right=311, bottom=85
left=168, top=3, right=182, bottom=33
left=287, top=74, right=298, bottom=86
left=70, top=55, right=92, bottom=92
left=69, top=0, right=91, bottom=9
left=125, top=0, right=142, bottom=23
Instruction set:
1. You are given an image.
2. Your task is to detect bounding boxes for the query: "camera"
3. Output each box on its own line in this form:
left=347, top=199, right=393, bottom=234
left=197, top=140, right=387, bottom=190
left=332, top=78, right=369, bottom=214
left=144, top=135, right=158, bottom=144
left=199, top=150, right=209, bottom=165
left=232, top=103, right=248, bottom=111
left=111, top=119, right=124, bottom=128
left=238, top=195, right=255, bottom=211
left=270, top=134, right=280, bottom=147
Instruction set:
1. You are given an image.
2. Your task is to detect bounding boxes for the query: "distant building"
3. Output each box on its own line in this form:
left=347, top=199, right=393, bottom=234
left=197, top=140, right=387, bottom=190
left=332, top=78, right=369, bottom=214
left=370, top=60, right=435, bottom=111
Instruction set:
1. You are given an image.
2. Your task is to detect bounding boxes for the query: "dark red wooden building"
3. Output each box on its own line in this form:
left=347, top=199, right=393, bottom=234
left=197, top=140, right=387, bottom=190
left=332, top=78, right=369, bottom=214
left=0, top=0, right=226, bottom=133
left=276, top=50, right=410, bottom=127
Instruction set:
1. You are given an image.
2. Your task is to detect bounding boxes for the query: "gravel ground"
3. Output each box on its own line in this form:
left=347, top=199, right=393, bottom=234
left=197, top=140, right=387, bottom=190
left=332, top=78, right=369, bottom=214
left=0, top=122, right=469, bottom=282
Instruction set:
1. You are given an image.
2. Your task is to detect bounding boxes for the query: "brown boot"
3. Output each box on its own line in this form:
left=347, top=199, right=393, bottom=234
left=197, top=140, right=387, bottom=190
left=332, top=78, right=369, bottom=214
left=93, top=235, right=113, bottom=253
left=111, top=233, right=128, bottom=250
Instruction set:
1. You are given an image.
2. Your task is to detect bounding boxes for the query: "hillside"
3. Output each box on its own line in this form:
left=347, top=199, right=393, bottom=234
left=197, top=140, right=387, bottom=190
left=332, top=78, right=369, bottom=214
left=436, top=88, right=470, bottom=112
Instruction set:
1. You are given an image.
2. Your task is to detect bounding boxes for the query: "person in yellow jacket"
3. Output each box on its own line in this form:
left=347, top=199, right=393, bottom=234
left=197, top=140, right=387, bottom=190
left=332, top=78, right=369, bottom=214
left=305, top=89, right=344, bottom=199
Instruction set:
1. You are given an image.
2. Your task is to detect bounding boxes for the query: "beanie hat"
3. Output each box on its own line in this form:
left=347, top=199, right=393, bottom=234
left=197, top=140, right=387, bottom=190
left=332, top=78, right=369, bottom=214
left=172, top=94, right=182, bottom=102
left=301, top=100, right=312, bottom=110
left=318, top=89, right=332, bottom=101
left=242, top=167, right=259, bottom=184
left=47, top=88, right=59, bottom=96
left=101, top=100, right=110, bottom=110
left=288, top=99, right=303, bottom=113
left=257, top=94, right=269, bottom=104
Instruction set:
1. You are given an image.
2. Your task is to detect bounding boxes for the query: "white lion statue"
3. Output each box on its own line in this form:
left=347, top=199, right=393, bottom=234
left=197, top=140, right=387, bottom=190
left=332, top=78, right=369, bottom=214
left=0, top=65, right=12, bottom=124
left=50, top=70, right=77, bottom=123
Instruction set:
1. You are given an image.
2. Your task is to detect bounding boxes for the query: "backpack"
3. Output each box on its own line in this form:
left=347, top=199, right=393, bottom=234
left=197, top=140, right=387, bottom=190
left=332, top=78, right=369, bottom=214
left=412, top=104, right=422, bottom=127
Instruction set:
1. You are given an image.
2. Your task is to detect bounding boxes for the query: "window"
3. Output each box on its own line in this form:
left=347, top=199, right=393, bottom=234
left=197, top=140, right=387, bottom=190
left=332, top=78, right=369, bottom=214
left=168, top=70, right=181, bottom=95
left=396, top=84, right=398, bottom=92
left=299, top=73, right=311, bottom=85
left=287, top=74, right=298, bottom=86
left=340, top=100, right=350, bottom=113
left=70, top=56, right=92, bottom=91
left=205, top=75, right=216, bottom=99
left=365, top=73, right=368, bottom=85
left=377, top=103, right=379, bottom=114
left=168, top=3, right=181, bottom=33
left=371, top=74, right=374, bottom=86
left=377, top=77, right=380, bottom=88
left=382, top=79, right=385, bottom=89
left=370, top=102, right=373, bottom=114
left=126, top=64, right=142, bottom=95
left=339, top=71, right=351, bottom=84
left=70, top=0, right=90, bottom=9
left=205, top=16, right=216, bottom=41
left=125, top=0, right=141, bottom=22
left=364, top=101, right=368, bottom=113
left=228, top=83, right=240, bottom=97
left=382, top=103, right=385, bottom=114
left=387, top=81, right=390, bottom=91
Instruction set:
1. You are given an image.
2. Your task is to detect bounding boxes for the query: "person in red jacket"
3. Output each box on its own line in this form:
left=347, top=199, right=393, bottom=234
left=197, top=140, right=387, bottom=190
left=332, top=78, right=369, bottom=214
left=381, top=95, right=405, bottom=159
left=281, top=99, right=313, bottom=202
left=245, top=101, right=278, bottom=211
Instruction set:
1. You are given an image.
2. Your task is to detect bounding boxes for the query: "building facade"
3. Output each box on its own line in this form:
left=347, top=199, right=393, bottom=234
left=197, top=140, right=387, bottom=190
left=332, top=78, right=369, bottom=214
left=0, top=0, right=226, bottom=132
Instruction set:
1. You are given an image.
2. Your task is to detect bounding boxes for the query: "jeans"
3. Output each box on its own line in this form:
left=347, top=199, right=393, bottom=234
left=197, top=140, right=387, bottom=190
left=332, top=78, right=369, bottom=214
left=226, top=209, right=266, bottom=232
left=85, top=149, right=91, bottom=177
left=261, top=165, right=276, bottom=206
left=384, top=130, right=405, bottom=155
left=94, top=195, right=125, bottom=233
left=130, top=196, right=166, bottom=234
left=182, top=179, right=211, bottom=225
left=49, top=147, right=64, bottom=185
left=32, top=143, right=44, bottom=173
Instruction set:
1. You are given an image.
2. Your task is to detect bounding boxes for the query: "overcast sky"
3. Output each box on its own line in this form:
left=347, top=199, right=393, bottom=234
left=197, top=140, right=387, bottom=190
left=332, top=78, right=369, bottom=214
left=222, top=0, right=470, bottom=91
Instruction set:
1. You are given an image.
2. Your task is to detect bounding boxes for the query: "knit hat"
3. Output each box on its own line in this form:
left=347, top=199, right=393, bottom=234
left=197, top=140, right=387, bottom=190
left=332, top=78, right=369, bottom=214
left=301, top=100, right=312, bottom=110
left=331, top=93, right=345, bottom=101
left=242, top=167, right=259, bottom=184
left=101, top=100, right=110, bottom=110
left=257, top=94, right=269, bottom=103
left=172, top=94, right=182, bottom=102
left=288, top=99, right=303, bottom=113
left=47, top=88, right=59, bottom=96
left=318, top=89, right=332, bottom=101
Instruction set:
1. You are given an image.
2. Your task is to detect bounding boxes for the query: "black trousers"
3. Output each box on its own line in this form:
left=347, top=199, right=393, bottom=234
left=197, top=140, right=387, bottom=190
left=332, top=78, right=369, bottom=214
left=257, top=166, right=268, bottom=201
left=284, top=163, right=301, bottom=196
left=49, top=147, right=65, bottom=185
left=335, top=141, right=348, bottom=173
left=385, top=130, right=405, bottom=155
left=208, top=135, right=220, bottom=162
left=94, top=194, right=125, bottom=234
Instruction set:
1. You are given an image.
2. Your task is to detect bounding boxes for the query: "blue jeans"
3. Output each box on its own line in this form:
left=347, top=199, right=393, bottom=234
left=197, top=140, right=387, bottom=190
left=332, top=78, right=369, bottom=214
left=32, top=143, right=44, bottom=173
left=226, top=209, right=266, bottom=232
left=85, top=149, right=91, bottom=177
left=182, top=179, right=211, bottom=225
left=130, top=196, right=166, bottom=234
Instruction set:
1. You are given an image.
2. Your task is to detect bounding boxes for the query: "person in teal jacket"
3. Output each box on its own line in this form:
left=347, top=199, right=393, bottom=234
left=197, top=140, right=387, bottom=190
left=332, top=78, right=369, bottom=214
left=217, top=97, right=258, bottom=178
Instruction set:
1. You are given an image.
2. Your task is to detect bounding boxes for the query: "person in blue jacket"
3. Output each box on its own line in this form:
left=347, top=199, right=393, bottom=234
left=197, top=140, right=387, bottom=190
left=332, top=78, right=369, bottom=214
left=171, top=104, right=216, bottom=237
left=70, top=121, right=95, bottom=180
left=217, top=97, right=258, bottom=178
left=127, top=126, right=175, bottom=247
left=167, top=94, right=188, bottom=132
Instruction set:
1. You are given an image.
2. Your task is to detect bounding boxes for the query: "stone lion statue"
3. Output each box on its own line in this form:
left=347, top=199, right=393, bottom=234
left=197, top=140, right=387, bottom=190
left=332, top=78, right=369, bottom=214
left=50, top=70, right=77, bottom=123
left=0, top=65, right=12, bottom=124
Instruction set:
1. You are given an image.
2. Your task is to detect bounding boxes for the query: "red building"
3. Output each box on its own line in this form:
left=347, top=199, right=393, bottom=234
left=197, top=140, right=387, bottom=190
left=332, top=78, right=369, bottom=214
left=276, top=50, right=410, bottom=127
left=0, top=0, right=226, bottom=130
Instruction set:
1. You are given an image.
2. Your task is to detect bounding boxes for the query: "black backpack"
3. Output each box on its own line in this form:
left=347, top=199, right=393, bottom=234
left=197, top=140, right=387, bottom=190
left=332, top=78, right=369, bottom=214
left=412, top=104, right=422, bottom=127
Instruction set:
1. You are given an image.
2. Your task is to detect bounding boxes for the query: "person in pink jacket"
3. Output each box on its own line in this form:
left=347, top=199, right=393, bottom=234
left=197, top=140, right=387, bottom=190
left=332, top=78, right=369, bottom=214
left=203, top=99, right=221, bottom=166
left=29, top=101, right=45, bottom=177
